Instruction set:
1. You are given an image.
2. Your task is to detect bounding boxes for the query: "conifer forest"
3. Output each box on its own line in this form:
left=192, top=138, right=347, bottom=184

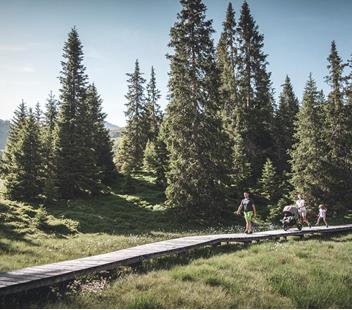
left=1, top=0, right=352, bottom=308
left=2, top=0, right=351, bottom=224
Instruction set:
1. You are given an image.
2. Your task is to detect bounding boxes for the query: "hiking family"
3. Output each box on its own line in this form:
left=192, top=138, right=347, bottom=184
left=236, top=192, right=329, bottom=234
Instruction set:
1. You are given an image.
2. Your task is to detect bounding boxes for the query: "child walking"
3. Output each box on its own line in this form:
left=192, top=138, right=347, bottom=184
left=316, top=204, right=328, bottom=227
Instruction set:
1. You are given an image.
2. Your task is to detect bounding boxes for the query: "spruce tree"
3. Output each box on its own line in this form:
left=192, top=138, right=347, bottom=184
left=274, top=75, right=299, bottom=174
left=115, top=60, right=148, bottom=174
left=42, top=92, right=59, bottom=203
left=257, top=158, right=281, bottom=204
left=323, top=41, right=352, bottom=212
left=143, top=139, right=158, bottom=172
left=1, top=102, right=28, bottom=193
left=2, top=108, right=44, bottom=202
left=230, top=106, right=252, bottom=193
left=55, top=27, right=98, bottom=198
left=345, top=55, right=352, bottom=206
left=86, top=84, right=116, bottom=184
left=290, top=74, right=326, bottom=207
left=216, top=2, right=237, bottom=118
left=236, top=1, right=275, bottom=180
left=163, top=0, right=228, bottom=221
left=145, top=66, right=162, bottom=142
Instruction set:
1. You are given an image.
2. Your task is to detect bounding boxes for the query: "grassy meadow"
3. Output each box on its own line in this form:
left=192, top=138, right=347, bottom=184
left=0, top=172, right=351, bottom=308
left=0, top=172, right=246, bottom=273
left=31, top=233, right=352, bottom=309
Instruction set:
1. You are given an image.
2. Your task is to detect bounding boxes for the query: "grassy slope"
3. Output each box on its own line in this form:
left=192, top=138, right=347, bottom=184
left=0, top=172, right=246, bottom=272
left=44, top=233, right=352, bottom=309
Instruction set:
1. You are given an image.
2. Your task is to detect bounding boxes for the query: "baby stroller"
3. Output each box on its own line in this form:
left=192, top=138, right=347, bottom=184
left=281, top=205, right=302, bottom=231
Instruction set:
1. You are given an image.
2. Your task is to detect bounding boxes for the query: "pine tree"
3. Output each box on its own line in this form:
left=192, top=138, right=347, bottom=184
left=143, top=139, right=158, bottom=172
left=55, top=27, right=99, bottom=198
left=1, top=102, right=28, bottom=191
left=257, top=158, right=281, bottom=203
left=42, top=92, right=59, bottom=203
left=115, top=60, right=148, bottom=174
left=236, top=1, right=275, bottom=180
left=163, top=0, right=228, bottom=221
left=216, top=2, right=237, bottom=118
left=145, top=67, right=162, bottom=142
left=345, top=54, right=352, bottom=207
left=290, top=74, right=326, bottom=207
left=216, top=2, right=241, bottom=197
left=2, top=108, right=44, bottom=202
left=86, top=84, right=116, bottom=184
left=323, top=41, right=352, bottom=212
left=230, top=107, right=251, bottom=193
left=274, top=75, right=299, bottom=174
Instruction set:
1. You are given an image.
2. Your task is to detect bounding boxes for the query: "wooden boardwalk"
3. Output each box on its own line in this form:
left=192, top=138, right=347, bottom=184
left=0, top=224, right=351, bottom=296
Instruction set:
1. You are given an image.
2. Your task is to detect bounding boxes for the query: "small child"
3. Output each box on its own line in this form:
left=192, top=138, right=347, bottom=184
left=315, top=204, right=328, bottom=227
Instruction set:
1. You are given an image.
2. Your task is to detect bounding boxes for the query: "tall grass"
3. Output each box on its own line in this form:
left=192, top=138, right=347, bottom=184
left=41, top=233, right=352, bottom=309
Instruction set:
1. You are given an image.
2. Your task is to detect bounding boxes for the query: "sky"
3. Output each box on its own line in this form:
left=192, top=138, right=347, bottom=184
left=0, top=0, right=351, bottom=126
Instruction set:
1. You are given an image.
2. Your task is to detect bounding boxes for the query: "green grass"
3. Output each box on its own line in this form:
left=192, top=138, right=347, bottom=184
left=1, top=172, right=352, bottom=308
left=0, top=172, right=246, bottom=272
left=40, top=233, right=352, bottom=309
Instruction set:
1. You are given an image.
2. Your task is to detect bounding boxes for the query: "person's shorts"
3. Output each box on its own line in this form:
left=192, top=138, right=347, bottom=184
left=244, top=211, right=253, bottom=222
left=299, top=208, right=307, bottom=218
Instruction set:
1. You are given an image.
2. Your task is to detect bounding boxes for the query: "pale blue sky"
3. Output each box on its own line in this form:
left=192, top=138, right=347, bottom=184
left=0, top=0, right=351, bottom=125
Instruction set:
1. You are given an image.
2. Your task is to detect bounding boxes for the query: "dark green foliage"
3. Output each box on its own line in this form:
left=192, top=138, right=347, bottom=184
left=216, top=2, right=244, bottom=199
left=274, top=76, right=299, bottom=174
left=256, top=158, right=281, bottom=218
left=86, top=84, right=116, bottom=184
left=55, top=27, right=99, bottom=198
left=42, top=92, right=59, bottom=203
left=322, top=41, right=352, bottom=213
left=230, top=107, right=252, bottom=193
left=236, top=1, right=275, bottom=180
left=143, top=139, right=158, bottom=172
left=1, top=102, right=28, bottom=184
left=290, top=75, right=326, bottom=208
left=216, top=2, right=238, bottom=122
left=143, top=67, right=167, bottom=187
left=116, top=60, right=148, bottom=174
left=163, top=0, right=228, bottom=221
left=2, top=108, right=44, bottom=202
left=149, top=123, right=169, bottom=189
left=145, top=66, right=162, bottom=142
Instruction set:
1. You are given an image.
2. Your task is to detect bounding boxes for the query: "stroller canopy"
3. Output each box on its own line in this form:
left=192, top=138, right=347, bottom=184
left=283, top=205, right=299, bottom=218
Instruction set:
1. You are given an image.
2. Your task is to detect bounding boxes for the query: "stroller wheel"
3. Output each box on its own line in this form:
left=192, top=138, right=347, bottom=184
left=283, top=224, right=289, bottom=231
left=297, top=223, right=302, bottom=231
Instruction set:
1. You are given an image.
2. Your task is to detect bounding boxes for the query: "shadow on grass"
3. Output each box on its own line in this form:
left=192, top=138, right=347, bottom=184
left=43, top=173, right=207, bottom=235
left=0, top=202, right=38, bottom=249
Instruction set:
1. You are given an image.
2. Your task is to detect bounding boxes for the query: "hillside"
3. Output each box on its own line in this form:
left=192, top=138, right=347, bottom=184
left=0, top=119, right=10, bottom=151
left=105, top=121, right=123, bottom=138
left=0, top=119, right=121, bottom=151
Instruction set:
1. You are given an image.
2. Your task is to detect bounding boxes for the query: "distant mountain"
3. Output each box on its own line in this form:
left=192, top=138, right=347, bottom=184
left=0, top=119, right=122, bottom=152
left=104, top=121, right=123, bottom=139
left=0, top=119, right=10, bottom=151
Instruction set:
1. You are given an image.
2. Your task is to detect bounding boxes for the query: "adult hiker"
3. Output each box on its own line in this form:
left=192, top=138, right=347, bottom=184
left=296, top=193, right=311, bottom=228
left=236, top=192, right=257, bottom=234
